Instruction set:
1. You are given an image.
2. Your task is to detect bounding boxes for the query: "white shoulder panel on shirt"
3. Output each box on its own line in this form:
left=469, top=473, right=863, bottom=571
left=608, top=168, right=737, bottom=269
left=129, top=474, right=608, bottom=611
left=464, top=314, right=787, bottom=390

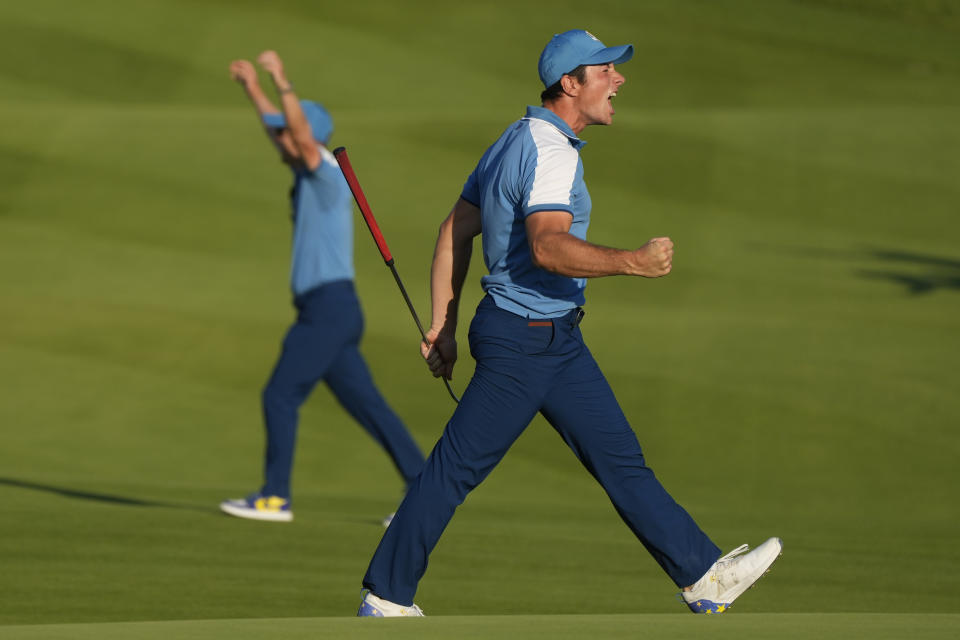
left=320, top=146, right=337, bottom=166
left=526, top=119, right=579, bottom=210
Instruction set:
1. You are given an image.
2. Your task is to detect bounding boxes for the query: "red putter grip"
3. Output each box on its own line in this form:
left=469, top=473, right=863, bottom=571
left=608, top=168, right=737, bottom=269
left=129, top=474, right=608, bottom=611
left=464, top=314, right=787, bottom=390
left=333, top=147, right=393, bottom=263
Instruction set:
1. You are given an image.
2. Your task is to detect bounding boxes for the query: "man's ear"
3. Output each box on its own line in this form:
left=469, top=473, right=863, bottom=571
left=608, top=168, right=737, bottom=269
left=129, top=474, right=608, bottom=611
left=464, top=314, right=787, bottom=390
left=560, top=74, right=581, bottom=97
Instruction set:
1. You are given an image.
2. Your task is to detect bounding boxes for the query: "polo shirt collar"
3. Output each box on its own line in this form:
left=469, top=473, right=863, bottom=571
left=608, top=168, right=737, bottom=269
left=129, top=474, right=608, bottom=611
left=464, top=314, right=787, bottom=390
left=523, top=105, right=586, bottom=149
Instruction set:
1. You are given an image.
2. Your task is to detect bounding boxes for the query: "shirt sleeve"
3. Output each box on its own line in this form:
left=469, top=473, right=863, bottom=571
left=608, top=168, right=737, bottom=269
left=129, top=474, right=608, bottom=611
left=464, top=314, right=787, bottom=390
left=521, top=135, right=578, bottom=218
left=460, top=166, right=480, bottom=207
left=313, top=152, right=342, bottom=189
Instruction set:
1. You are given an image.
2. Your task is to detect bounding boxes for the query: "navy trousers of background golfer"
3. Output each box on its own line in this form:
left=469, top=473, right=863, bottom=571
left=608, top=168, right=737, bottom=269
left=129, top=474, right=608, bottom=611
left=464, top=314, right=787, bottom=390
left=261, top=281, right=423, bottom=499
left=363, top=296, right=721, bottom=605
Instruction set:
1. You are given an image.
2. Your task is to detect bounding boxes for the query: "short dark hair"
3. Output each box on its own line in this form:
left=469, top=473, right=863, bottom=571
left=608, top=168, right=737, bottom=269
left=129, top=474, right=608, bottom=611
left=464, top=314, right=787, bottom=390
left=540, top=65, right=587, bottom=103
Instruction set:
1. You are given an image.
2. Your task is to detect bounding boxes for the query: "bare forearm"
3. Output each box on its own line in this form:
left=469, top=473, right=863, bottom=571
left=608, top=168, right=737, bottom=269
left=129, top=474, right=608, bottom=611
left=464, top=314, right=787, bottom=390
left=240, top=82, right=289, bottom=155
left=230, top=59, right=278, bottom=118
left=531, top=232, right=644, bottom=277
left=268, top=71, right=309, bottom=142
left=527, top=211, right=673, bottom=278
left=430, top=217, right=472, bottom=335
left=243, top=82, right=280, bottom=117
left=253, top=50, right=320, bottom=168
left=430, top=200, right=481, bottom=334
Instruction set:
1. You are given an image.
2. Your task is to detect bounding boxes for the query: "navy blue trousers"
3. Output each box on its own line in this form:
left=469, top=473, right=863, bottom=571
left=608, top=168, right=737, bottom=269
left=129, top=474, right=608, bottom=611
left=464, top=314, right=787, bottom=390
left=261, top=281, right=424, bottom=499
left=363, top=296, right=720, bottom=605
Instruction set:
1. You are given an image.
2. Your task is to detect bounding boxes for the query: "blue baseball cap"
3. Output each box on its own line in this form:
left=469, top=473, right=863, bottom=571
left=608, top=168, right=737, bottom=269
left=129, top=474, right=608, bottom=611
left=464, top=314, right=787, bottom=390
left=538, top=30, right=633, bottom=88
left=262, top=100, right=334, bottom=144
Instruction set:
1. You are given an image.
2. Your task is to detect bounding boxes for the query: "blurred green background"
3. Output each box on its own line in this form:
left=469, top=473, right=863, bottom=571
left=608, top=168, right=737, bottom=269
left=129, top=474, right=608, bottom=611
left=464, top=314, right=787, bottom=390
left=1, top=0, right=958, bottom=635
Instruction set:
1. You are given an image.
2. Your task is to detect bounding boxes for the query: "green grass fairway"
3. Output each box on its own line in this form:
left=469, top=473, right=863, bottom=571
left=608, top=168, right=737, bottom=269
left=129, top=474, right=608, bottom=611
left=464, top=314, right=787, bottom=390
left=2, top=615, right=959, bottom=640
left=2, top=0, right=959, bottom=635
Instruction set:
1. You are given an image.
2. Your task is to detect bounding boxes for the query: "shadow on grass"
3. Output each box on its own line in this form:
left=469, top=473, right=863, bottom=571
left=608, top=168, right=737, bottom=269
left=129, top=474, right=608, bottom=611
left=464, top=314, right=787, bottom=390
left=756, top=244, right=960, bottom=295
left=0, top=477, right=215, bottom=513
left=856, top=249, right=960, bottom=294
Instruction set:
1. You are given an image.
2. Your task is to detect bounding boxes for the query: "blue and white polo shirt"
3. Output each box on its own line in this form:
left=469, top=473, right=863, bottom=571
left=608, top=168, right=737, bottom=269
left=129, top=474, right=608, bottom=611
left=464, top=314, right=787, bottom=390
left=461, top=105, right=591, bottom=318
left=288, top=146, right=355, bottom=297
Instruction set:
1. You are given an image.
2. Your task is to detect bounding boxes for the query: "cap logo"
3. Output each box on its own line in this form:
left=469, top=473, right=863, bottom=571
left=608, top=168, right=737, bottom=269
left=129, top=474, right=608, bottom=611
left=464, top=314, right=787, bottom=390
left=584, top=31, right=600, bottom=42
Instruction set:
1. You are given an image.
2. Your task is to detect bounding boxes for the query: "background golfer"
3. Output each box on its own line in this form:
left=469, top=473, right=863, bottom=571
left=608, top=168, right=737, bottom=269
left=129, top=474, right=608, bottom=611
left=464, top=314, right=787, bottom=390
left=220, top=51, right=424, bottom=523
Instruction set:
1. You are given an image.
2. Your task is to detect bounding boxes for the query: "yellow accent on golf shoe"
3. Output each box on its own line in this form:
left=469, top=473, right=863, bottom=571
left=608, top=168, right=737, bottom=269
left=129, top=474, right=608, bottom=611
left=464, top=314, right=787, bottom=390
left=255, top=496, right=289, bottom=512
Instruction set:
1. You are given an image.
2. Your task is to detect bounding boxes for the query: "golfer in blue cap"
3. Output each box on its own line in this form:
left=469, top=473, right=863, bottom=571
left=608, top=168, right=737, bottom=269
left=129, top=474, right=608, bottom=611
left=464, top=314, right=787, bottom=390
left=220, top=51, right=424, bottom=524
left=356, top=30, right=782, bottom=617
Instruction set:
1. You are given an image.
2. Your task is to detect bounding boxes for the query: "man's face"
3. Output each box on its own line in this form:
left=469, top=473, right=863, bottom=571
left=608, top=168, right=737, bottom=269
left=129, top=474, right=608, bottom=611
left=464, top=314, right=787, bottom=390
left=272, top=128, right=301, bottom=166
left=575, top=63, right=625, bottom=127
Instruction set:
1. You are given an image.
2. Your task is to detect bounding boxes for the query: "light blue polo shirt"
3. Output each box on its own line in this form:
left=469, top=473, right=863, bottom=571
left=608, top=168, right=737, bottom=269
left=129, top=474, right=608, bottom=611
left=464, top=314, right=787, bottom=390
left=461, top=105, right=591, bottom=318
left=289, top=147, right=355, bottom=296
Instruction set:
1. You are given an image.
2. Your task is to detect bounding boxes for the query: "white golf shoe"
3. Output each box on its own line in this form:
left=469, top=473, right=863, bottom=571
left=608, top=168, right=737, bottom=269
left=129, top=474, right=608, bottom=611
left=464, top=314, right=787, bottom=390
left=357, top=590, right=425, bottom=617
left=219, top=493, right=293, bottom=522
left=682, top=537, right=783, bottom=613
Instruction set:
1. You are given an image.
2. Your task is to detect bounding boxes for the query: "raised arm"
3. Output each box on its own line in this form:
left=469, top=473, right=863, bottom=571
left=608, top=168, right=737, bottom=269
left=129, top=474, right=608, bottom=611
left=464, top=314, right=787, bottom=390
left=257, top=50, right=321, bottom=171
left=229, top=58, right=302, bottom=162
left=421, top=197, right=483, bottom=380
left=526, top=210, right=673, bottom=278
left=230, top=59, right=279, bottom=117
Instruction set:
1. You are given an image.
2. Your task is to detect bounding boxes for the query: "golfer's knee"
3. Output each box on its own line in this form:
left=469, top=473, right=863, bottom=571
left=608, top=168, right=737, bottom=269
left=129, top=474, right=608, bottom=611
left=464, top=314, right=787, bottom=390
left=262, top=382, right=302, bottom=412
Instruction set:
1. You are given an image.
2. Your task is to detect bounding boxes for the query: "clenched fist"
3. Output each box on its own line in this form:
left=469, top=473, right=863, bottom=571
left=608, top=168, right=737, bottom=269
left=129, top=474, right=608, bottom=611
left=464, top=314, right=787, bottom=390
left=229, top=59, right=257, bottom=85
left=257, top=50, right=285, bottom=77
left=633, top=237, right=674, bottom=277
left=420, top=328, right=458, bottom=380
